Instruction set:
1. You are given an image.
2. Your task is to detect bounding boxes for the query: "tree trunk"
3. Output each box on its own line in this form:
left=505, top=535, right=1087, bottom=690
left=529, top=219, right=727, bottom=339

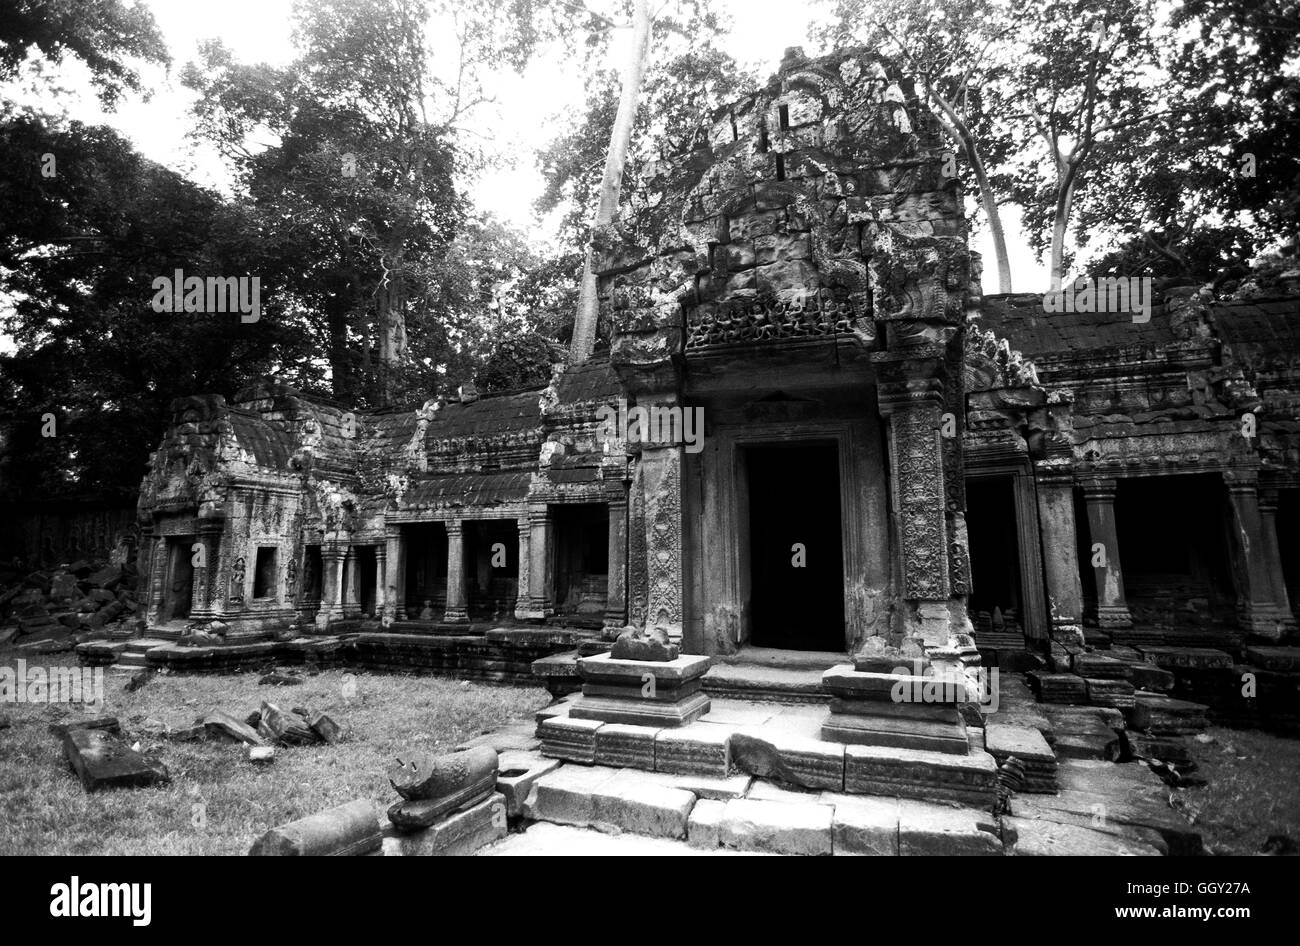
left=929, top=92, right=1013, bottom=293
left=1049, top=163, right=1080, bottom=291
left=568, top=0, right=653, bottom=365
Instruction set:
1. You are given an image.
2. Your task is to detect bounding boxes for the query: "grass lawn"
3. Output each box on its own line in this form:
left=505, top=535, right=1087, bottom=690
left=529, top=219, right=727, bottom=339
left=0, top=647, right=550, bottom=855
left=1174, top=727, right=1300, bottom=856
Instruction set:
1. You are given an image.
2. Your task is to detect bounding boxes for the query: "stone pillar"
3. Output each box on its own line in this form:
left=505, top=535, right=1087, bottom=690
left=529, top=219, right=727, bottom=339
left=878, top=368, right=952, bottom=647
left=342, top=546, right=360, bottom=616
left=316, top=544, right=346, bottom=629
left=1034, top=467, right=1085, bottom=644
left=641, top=437, right=685, bottom=643
left=1225, top=472, right=1286, bottom=641
left=190, top=524, right=222, bottom=620
left=444, top=519, right=469, bottom=623
left=513, top=516, right=531, bottom=621
left=146, top=535, right=168, bottom=625
left=1080, top=478, right=1133, bottom=629
left=1258, top=489, right=1296, bottom=632
left=521, top=507, right=554, bottom=620
left=604, top=498, right=629, bottom=633
left=384, top=525, right=406, bottom=621
left=374, top=543, right=388, bottom=622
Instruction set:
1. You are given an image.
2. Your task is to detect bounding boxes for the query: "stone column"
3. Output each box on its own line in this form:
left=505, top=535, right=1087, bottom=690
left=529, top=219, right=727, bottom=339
left=1258, top=489, right=1296, bottom=632
left=444, top=519, right=469, bottom=623
left=640, top=437, right=685, bottom=643
left=374, top=543, right=387, bottom=622
left=513, top=516, right=531, bottom=621
left=316, top=543, right=346, bottom=629
left=878, top=369, right=952, bottom=647
left=1080, top=477, right=1133, bottom=629
left=1034, top=467, right=1085, bottom=644
left=189, top=525, right=221, bottom=620
left=342, top=546, right=360, bottom=616
left=384, top=525, right=406, bottom=621
left=146, top=535, right=168, bottom=625
left=520, top=506, right=554, bottom=620
left=604, top=498, right=629, bottom=633
left=1225, top=472, right=1286, bottom=640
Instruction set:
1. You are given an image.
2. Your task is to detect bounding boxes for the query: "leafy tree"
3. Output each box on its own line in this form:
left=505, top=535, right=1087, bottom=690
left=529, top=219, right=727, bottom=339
left=0, top=0, right=169, bottom=107
left=0, top=111, right=313, bottom=500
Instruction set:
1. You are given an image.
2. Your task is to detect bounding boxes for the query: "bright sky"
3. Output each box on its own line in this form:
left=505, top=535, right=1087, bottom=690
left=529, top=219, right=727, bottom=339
left=5, top=0, right=1048, bottom=291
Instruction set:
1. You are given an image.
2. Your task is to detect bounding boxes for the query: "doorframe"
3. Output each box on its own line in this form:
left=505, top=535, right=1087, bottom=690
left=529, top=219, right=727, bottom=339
left=700, top=418, right=876, bottom=654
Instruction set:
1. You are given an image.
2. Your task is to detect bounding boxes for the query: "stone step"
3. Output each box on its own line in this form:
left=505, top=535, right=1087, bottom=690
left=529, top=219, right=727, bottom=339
left=702, top=663, right=827, bottom=703
left=523, top=765, right=696, bottom=840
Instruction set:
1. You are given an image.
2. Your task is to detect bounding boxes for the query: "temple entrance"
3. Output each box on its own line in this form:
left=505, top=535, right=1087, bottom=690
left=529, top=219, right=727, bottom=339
left=746, top=441, right=844, bottom=650
left=467, top=520, right=519, bottom=620
left=553, top=504, right=608, bottom=620
left=404, top=522, right=448, bottom=618
left=966, top=476, right=1025, bottom=638
left=163, top=536, right=195, bottom=622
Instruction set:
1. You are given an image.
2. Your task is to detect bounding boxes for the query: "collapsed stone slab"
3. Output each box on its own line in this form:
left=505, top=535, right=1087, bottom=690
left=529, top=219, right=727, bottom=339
left=249, top=799, right=381, bottom=856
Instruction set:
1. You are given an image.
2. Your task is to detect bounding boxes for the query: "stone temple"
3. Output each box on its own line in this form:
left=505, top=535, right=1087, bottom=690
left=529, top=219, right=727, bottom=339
left=118, top=48, right=1300, bottom=750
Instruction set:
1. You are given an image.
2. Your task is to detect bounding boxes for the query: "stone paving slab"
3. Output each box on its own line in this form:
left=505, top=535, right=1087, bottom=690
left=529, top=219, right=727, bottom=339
left=895, top=799, right=1001, bottom=856
left=482, top=821, right=765, bottom=855
left=717, top=798, right=833, bottom=856
left=1003, top=816, right=1163, bottom=856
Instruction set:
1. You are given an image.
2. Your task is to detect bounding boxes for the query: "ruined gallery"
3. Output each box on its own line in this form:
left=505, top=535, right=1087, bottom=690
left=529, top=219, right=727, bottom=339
left=70, top=48, right=1297, bottom=825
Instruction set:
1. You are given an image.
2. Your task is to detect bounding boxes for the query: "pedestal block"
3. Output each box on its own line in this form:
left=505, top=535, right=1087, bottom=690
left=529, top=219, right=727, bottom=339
left=820, top=664, right=971, bottom=756
left=568, top=653, right=712, bottom=727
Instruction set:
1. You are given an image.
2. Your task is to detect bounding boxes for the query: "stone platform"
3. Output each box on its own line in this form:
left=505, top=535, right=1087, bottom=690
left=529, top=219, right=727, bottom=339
left=537, top=694, right=999, bottom=807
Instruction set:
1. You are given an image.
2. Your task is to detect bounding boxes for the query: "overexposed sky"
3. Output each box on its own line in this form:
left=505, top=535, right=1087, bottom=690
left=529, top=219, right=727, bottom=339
left=5, top=0, right=1048, bottom=290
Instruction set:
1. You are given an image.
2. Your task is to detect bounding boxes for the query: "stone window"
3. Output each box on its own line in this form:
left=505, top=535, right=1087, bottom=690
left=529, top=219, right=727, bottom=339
left=253, top=546, right=278, bottom=600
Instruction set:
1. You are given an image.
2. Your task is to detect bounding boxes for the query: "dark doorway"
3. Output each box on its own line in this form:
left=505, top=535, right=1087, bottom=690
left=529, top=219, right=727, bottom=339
left=966, top=476, right=1024, bottom=637
left=163, top=537, right=195, bottom=622
left=405, top=523, right=448, bottom=617
left=356, top=546, right=377, bottom=617
left=1114, top=474, right=1237, bottom=629
left=467, top=520, right=519, bottom=619
left=747, top=442, right=844, bottom=650
left=553, top=504, right=609, bottom=619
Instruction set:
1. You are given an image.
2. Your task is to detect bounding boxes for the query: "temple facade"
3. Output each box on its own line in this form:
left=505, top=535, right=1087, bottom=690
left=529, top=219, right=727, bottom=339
left=132, top=47, right=1300, bottom=669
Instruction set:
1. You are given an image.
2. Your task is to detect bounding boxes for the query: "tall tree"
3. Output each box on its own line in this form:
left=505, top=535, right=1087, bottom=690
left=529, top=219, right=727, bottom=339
left=0, top=0, right=169, bottom=107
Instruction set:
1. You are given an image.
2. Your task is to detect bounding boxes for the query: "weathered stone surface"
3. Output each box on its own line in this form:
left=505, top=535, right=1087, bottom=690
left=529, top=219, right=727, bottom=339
left=610, top=625, right=679, bottom=662
left=822, top=708, right=969, bottom=754
left=1003, top=815, right=1163, bottom=856
left=389, top=795, right=507, bottom=856
left=688, top=798, right=726, bottom=849
left=388, top=745, right=498, bottom=803
left=896, top=799, right=1001, bottom=856
left=569, top=691, right=711, bottom=728
left=249, top=799, right=382, bottom=856
left=730, top=731, right=845, bottom=791
left=672, top=772, right=752, bottom=800
left=1138, top=646, right=1233, bottom=670
left=822, top=665, right=965, bottom=704
left=1244, top=645, right=1300, bottom=672
left=984, top=723, right=1055, bottom=764
left=62, top=727, right=169, bottom=792
left=590, top=772, right=696, bottom=839
left=538, top=715, right=602, bottom=763
left=827, top=794, right=899, bottom=855
left=495, top=750, right=560, bottom=818
left=843, top=744, right=998, bottom=806
left=655, top=723, right=731, bottom=777
left=718, top=798, right=833, bottom=856
left=594, top=722, right=659, bottom=769
left=257, top=702, right=316, bottom=746
left=577, top=652, right=712, bottom=685
left=523, top=765, right=614, bottom=827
